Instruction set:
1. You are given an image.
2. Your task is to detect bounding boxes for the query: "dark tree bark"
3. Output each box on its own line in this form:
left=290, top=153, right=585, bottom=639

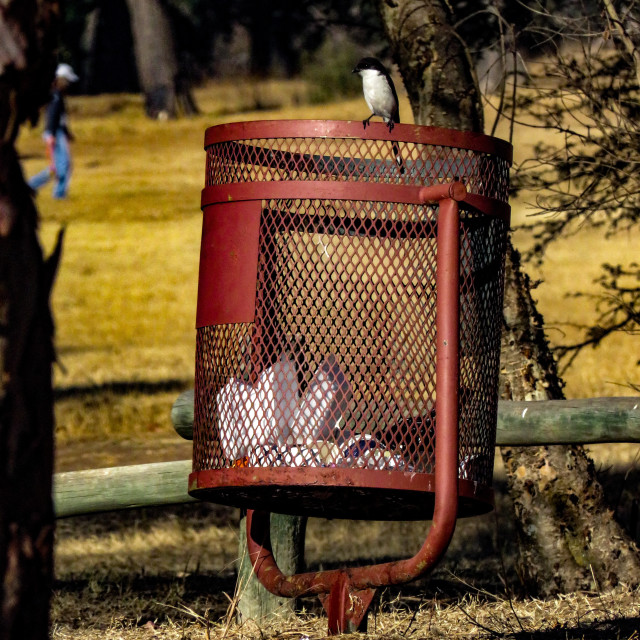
left=244, top=2, right=301, bottom=78
left=379, top=0, right=483, bottom=132
left=247, top=4, right=273, bottom=77
left=81, top=1, right=139, bottom=95
left=379, top=0, right=640, bottom=596
left=125, top=0, right=198, bottom=118
left=499, top=247, right=640, bottom=593
left=0, top=2, right=60, bottom=638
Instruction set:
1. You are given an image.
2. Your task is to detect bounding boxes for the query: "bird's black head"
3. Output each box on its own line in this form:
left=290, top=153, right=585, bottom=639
left=352, top=57, right=389, bottom=74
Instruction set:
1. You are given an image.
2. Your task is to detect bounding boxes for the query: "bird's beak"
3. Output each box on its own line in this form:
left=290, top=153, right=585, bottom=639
left=352, top=67, right=358, bottom=74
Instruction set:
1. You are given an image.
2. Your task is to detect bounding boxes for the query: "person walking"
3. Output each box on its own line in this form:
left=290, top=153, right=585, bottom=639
left=28, top=63, right=78, bottom=199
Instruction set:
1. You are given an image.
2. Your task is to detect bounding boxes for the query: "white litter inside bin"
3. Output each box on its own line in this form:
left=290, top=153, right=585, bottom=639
left=216, top=353, right=298, bottom=460
left=216, top=352, right=353, bottom=463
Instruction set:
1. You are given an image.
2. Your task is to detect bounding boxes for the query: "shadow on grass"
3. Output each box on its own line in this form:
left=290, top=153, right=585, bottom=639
left=54, top=378, right=191, bottom=400
left=508, top=618, right=640, bottom=639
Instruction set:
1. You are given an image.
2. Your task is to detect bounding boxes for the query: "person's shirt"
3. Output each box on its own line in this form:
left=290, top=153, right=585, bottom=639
left=44, top=90, right=70, bottom=139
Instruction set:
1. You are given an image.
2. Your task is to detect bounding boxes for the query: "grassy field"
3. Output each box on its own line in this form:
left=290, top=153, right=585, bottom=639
left=16, top=79, right=640, bottom=639
left=51, top=486, right=640, bottom=639
left=18, top=79, right=638, bottom=401
left=17, top=79, right=639, bottom=467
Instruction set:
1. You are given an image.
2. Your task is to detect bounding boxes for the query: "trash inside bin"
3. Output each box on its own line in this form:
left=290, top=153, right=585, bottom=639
left=189, top=120, right=512, bottom=521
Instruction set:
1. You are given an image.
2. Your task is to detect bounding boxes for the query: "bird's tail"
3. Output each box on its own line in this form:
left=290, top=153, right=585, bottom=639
left=392, top=141, right=405, bottom=175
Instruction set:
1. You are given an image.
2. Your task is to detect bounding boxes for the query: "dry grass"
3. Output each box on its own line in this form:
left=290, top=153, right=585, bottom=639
left=14, top=78, right=640, bottom=638
left=51, top=589, right=640, bottom=639
left=512, top=226, right=639, bottom=397
left=51, top=497, right=640, bottom=639
left=17, top=79, right=637, bottom=432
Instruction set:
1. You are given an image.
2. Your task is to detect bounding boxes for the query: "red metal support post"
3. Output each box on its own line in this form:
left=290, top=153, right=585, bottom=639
left=244, top=185, right=464, bottom=634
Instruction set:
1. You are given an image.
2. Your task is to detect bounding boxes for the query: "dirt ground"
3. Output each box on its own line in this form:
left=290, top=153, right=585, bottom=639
left=52, top=499, right=640, bottom=639
left=53, top=420, right=640, bottom=639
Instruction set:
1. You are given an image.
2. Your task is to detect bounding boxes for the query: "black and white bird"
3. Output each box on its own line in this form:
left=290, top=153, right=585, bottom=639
left=352, top=57, right=404, bottom=172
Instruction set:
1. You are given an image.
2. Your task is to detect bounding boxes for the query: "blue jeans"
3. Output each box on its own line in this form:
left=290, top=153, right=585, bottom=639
left=28, top=131, right=72, bottom=198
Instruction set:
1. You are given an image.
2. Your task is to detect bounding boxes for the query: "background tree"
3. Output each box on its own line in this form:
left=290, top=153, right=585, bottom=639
left=59, top=0, right=199, bottom=116
left=379, top=0, right=640, bottom=596
left=234, top=0, right=385, bottom=77
left=0, top=1, right=60, bottom=637
left=124, top=0, right=198, bottom=118
left=78, top=0, right=139, bottom=94
left=58, top=0, right=386, bottom=108
left=510, top=1, right=640, bottom=386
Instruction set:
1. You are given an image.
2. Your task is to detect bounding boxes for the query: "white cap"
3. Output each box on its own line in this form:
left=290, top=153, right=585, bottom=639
left=56, top=63, right=79, bottom=83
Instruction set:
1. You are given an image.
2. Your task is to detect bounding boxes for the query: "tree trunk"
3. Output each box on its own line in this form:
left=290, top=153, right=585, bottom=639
left=236, top=512, right=306, bottom=624
left=499, top=246, right=640, bottom=593
left=379, top=0, right=483, bottom=132
left=0, top=3, right=60, bottom=638
left=378, top=0, right=640, bottom=596
left=247, top=4, right=273, bottom=77
left=125, top=0, right=198, bottom=118
left=81, top=1, right=139, bottom=95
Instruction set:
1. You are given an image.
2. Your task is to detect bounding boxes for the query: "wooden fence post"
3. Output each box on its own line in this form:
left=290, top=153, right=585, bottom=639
left=236, top=512, right=306, bottom=624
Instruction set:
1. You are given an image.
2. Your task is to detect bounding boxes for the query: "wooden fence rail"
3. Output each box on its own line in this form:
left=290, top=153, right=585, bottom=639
left=53, top=396, right=640, bottom=518
left=54, top=460, right=196, bottom=518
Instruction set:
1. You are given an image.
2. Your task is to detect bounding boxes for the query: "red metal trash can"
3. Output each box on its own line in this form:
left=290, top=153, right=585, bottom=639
left=190, top=120, right=511, bottom=522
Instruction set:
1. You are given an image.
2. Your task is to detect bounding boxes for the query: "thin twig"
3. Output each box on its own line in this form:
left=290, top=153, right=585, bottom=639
left=455, top=601, right=504, bottom=638
left=602, top=0, right=640, bottom=88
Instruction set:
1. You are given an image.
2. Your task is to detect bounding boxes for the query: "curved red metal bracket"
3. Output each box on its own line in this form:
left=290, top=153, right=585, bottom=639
left=245, top=184, right=463, bottom=633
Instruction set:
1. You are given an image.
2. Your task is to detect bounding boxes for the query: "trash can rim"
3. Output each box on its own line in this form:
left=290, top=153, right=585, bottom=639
left=203, top=119, right=512, bottom=164
left=199, top=182, right=512, bottom=222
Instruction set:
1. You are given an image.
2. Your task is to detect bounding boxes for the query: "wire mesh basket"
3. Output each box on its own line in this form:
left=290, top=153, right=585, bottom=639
left=190, top=120, right=511, bottom=520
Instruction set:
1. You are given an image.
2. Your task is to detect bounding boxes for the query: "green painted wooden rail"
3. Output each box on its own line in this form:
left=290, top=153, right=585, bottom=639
left=53, top=394, right=640, bottom=518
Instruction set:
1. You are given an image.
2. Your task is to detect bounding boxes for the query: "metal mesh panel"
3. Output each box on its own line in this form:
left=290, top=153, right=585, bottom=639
left=193, top=124, right=510, bottom=518
left=205, top=137, right=510, bottom=202
left=194, top=201, right=507, bottom=483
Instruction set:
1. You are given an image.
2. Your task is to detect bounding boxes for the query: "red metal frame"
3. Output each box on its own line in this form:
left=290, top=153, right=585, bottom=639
left=196, top=201, right=262, bottom=328
left=203, top=119, right=513, bottom=164
left=191, top=120, right=513, bottom=633
left=200, top=177, right=510, bottom=222
left=187, top=466, right=494, bottom=520
left=243, top=184, right=461, bottom=633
